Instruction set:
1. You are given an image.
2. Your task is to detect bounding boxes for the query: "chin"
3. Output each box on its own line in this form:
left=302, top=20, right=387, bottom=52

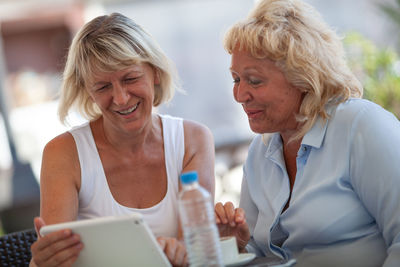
left=248, top=121, right=263, bottom=133
left=249, top=125, right=265, bottom=134
left=250, top=124, right=276, bottom=135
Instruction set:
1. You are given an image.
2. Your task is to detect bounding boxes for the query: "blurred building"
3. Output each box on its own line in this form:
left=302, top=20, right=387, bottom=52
left=0, top=0, right=86, bottom=233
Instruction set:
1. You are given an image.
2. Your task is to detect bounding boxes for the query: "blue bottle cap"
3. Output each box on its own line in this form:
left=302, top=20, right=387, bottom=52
left=180, top=171, right=198, bottom=184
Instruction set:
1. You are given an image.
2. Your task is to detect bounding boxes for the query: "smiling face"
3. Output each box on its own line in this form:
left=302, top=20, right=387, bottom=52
left=230, top=48, right=303, bottom=135
left=86, top=63, right=159, bottom=135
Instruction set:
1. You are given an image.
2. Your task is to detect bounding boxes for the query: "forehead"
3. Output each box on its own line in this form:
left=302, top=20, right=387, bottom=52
left=230, top=48, right=279, bottom=74
left=88, top=62, right=151, bottom=83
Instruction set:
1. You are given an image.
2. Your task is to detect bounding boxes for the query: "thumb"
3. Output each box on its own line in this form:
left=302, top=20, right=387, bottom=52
left=157, top=237, right=167, bottom=250
left=236, top=219, right=250, bottom=240
left=33, top=217, right=46, bottom=238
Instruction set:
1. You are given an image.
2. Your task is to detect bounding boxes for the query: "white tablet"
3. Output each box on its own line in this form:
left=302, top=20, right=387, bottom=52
left=40, top=213, right=172, bottom=267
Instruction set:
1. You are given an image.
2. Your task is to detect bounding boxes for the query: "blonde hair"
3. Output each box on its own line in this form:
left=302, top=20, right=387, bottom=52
left=224, top=0, right=362, bottom=140
left=59, top=13, right=179, bottom=124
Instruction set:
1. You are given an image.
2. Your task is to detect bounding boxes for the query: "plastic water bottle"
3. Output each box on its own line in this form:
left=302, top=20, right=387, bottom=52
left=179, top=171, right=223, bottom=267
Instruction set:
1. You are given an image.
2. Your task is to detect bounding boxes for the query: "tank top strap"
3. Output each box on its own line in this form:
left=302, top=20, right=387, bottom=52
left=69, top=122, right=108, bottom=210
left=159, top=114, right=184, bottom=195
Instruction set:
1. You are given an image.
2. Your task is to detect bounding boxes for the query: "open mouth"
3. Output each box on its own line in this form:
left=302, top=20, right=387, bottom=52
left=116, top=103, right=139, bottom=115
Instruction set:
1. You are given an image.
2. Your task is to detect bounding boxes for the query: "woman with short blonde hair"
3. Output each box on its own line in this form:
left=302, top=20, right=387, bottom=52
left=31, top=13, right=215, bottom=267
left=59, top=13, right=179, bottom=124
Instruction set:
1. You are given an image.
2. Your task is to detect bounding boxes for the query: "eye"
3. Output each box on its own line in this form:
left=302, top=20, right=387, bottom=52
left=248, top=78, right=262, bottom=86
left=125, top=77, right=136, bottom=82
left=231, top=73, right=240, bottom=84
left=96, top=84, right=110, bottom=92
left=124, top=76, right=140, bottom=84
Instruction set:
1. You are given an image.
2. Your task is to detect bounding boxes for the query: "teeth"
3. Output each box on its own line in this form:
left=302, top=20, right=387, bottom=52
left=117, top=103, right=138, bottom=115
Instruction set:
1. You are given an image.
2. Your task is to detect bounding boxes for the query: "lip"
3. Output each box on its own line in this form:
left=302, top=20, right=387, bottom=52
left=243, top=106, right=263, bottom=119
left=114, top=102, right=140, bottom=117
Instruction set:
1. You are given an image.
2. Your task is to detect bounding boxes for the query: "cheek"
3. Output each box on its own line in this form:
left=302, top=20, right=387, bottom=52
left=91, top=93, right=111, bottom=109
left=232, top=87, right=238, bottom=101
left=88, top=94, right=95, bottom=102
left=87, top=93, right=101, bottom=107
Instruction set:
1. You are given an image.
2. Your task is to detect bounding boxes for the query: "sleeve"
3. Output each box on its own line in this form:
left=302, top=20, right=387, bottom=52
left=239, top=165, right=265, bottom=257
left=349, top=104, right=400, bottom=267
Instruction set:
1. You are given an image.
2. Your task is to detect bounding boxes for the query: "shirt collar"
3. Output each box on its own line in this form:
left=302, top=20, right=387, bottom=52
left=301, top=116, right=328, bottom=149
left=265, top=104, right=335, bottom=153
left=301, top=104, right=336, bottom=149
left=264, top=133, right=283, bottom=162
left=265, top=133, right=281, bottom=154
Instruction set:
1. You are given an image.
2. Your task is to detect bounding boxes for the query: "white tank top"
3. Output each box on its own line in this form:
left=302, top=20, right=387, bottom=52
left=69, top=114, right=184, bottom=238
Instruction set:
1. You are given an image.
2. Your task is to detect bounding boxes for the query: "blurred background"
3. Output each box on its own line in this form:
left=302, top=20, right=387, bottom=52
left=0, top=0, right=399, bottom=235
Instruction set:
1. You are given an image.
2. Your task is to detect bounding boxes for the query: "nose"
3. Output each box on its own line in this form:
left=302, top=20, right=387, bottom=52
left=233, top=83, right=251, bottom=104
left=112, top=83, right=129, bottom=105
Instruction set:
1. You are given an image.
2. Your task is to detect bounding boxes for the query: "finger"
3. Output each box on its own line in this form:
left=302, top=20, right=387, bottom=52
left=58, top=254, right=79, bottom=267
left=238, top=220, right=250, bottom=238
left=214, top=202, right=227, bottom=224
left=173, top=242, right=186, bottom=266
left=32, top=229, right=73, bottom=252
left=224, top=202, right=236, bottom=227
left=32, top=232, right=81, bottom=263
left=165, top=239, right=178, bottom=261
left=234, top=208, right=246, bottom=224
left=157, top=237, right=167, bottom=250
left=236, top=220, right=250, bottom=252
left=214, top=211, right=221, bottom=224
left=34, top=217, right=46, bottom=238
left=234, top=209, right=250, bottom=236
left=45, top=242, right=83, bottom=267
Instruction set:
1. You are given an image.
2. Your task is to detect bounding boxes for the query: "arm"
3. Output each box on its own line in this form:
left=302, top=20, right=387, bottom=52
left=156, top=120, right=214, bottom=267
left=349, top=106, right=400, bottom=267
left=30, top=132, right=83, bottom=266
left=238, top=170, right=264, bottom=256
left=40, top=132, right=80, bottom=223
left=182, top=120, right=215, bottom=200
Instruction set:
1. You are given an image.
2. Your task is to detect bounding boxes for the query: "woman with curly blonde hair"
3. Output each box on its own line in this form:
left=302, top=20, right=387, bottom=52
left=215, top=1, right=400, bottom=266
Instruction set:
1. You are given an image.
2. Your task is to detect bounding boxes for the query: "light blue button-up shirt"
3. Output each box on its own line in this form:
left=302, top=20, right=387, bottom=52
left=241, top=99, right=400, bottom=267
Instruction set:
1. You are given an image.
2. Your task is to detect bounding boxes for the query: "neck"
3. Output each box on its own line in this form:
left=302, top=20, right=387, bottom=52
left=98, top=114, right=160, bottom=152
left=280, top=126, right=302, bottom=157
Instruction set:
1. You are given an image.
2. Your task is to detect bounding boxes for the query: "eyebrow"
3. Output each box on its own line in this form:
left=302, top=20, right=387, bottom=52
left=91, top=70, right=143, bottom=86
left=91, top=81, right=109, bottom=89
left=230, top=66, right=264, bottom=75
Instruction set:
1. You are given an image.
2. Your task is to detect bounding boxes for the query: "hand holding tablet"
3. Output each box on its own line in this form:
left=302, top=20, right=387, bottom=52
left=40, top=213, right=171, bottom=267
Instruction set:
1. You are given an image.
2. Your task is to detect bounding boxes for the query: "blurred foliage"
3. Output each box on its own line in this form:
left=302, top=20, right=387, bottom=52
left=378, top=0, right=400, bottom=53
left=343, top=32, right=400, bottom=119
left=378, top=0, right=400, bottom=28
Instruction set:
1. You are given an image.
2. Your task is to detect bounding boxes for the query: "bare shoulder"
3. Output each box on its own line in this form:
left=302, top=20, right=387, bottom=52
left=43, top=131, right=76, bottom=158
left=182, top=120, right=215, bottom=196
left=183, top=119, right=214, bottom=146
left=41, top=131, right=80, bottom=183
left=182, top=119, right=215, bottom=169
left=41, top=131, right=80, bottom=221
